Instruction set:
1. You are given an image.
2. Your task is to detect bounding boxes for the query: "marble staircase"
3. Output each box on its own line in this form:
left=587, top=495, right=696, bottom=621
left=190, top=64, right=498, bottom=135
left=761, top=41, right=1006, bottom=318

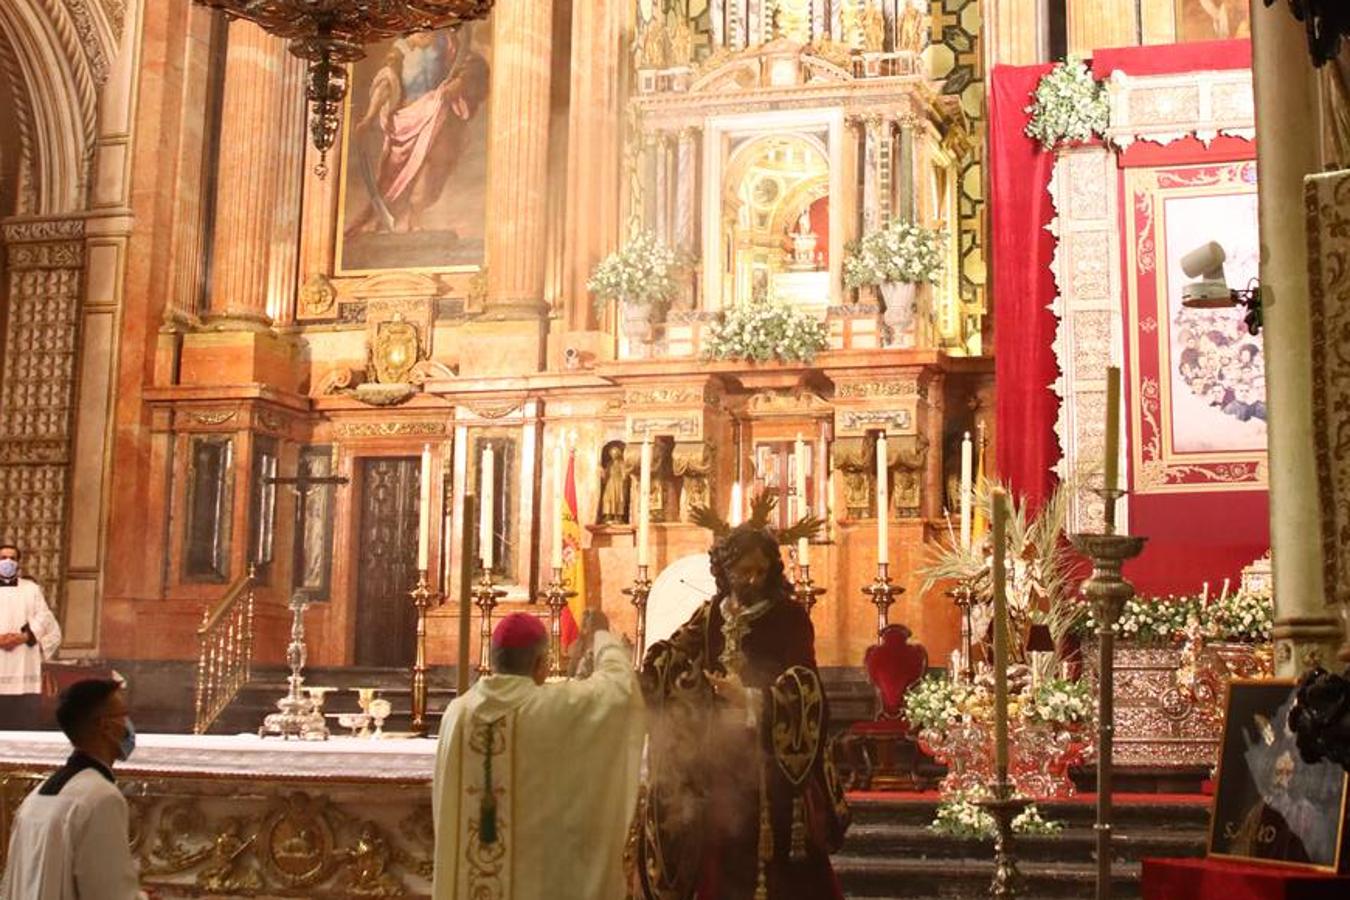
left=834, top=793, right=1211, bottom=899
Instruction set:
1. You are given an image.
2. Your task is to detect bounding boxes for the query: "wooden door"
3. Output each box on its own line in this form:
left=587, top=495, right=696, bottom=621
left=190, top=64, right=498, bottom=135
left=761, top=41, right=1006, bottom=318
left=354, top=457, right=420, bottom=667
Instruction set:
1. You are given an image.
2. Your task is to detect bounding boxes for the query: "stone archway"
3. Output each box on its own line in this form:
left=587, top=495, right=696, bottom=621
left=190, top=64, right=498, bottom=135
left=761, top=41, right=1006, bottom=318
left=0, top=0, right=132, bottom=651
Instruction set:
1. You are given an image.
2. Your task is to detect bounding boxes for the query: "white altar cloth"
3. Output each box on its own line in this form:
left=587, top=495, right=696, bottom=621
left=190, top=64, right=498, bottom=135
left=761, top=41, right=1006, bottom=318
left=0, top=731, right=436, bottom=781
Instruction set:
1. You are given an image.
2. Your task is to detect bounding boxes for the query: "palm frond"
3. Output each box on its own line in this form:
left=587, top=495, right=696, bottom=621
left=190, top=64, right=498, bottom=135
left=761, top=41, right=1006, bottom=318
left=778, top=514, right=824, bottom=546
left=747, top=491, right=778, bottom=530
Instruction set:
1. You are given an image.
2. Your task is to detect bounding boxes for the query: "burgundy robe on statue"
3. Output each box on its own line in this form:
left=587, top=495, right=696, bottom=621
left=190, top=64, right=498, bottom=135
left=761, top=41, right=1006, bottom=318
left=634, top=596, right=848, bottom=900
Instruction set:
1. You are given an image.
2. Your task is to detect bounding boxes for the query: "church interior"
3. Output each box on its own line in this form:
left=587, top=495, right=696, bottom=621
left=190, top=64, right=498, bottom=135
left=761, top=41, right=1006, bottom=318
left=3, top=0, right=1350, bottom=896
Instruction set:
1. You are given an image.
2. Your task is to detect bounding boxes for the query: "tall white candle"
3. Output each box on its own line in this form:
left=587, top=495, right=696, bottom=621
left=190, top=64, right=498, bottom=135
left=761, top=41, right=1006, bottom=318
left=637, top=439, right=652, bottom=568
left=729, top=480, right=743, bottom=526
left=992, top=488, right=1010, bottom=780
left=876, top=432, right=889, bottom=565
left=1219, top=577, right=1230, bottom=603
left=795, top=434, right=810, bottom=567
left=551, top=443, right=565, bottom=570
left=480, top=445, right=495, bottom=570
left=417, top=445, right=431, bottom=571
left=960, top=431, right=973, bottom=551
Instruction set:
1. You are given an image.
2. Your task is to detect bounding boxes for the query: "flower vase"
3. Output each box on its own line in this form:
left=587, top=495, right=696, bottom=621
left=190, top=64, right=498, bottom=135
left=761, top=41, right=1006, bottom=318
left=1011, top=720, right=1083, bottom=799
left=621, top=300, right=664, bottom=357
left=918, top=720, right=993, bottom=796
left=879, top=282, right=918, bottom=348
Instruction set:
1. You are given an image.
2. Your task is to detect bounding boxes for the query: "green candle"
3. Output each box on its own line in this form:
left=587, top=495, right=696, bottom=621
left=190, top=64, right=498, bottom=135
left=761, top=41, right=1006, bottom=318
left=1105, top=366, right=1121, bottom=493
left=992, top=487, right=1010, bottom=781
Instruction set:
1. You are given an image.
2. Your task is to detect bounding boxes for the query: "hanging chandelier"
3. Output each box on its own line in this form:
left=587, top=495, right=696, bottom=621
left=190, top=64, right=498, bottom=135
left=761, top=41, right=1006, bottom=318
left=196, top=1, right=496, bottom=177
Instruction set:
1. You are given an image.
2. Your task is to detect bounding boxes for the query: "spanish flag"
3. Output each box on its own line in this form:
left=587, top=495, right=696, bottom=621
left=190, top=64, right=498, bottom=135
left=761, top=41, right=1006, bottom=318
left=559, top=450, right=588, bottom=648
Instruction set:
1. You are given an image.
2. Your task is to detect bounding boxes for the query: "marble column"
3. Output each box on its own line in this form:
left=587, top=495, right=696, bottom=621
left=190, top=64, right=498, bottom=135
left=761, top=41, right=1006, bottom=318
left=1067, top=0, right=1137, bottom=56
left=561, top=0, right=625, bottom=331
left=266, top=52, right=306, bottom=325
left=484, top=0, right=555, bottom=317
left=1250, top=2, right=1343, bottom=675
left=206, top=21, right=290, bottom=326
left=989, top=0, right=1047, bottom=66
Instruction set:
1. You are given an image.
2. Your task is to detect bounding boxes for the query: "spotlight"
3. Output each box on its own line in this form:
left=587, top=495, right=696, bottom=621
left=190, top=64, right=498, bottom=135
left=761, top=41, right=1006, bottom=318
left=1179, top=241, right=1263, bottom=336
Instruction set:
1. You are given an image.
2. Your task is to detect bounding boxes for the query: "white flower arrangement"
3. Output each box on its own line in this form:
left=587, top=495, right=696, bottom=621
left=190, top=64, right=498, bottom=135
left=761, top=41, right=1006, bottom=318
left=702, top=297, right=829, bottom=364
left=1024, top=57, right=1109, bottom=151
left=1022, top=676, right=1093, bottom=727
left=586, top=229, right=682, bottom=312
left=904, top=674, right=976, bottom=732
left=1203, top=590, right=1274, bottom=643
left=1075, top=590, right=1273, bottom=645
left=929, top=795, right=1063, bottom=839
left=843, top=220, right=945, bottom=289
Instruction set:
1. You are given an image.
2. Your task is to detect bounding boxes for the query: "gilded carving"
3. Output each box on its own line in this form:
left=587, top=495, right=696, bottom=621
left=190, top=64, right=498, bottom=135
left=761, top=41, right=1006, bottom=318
left=1307, top=171, right=1350, bottom=605
left=256, top=410, right=286, bottom=434
left=832, top=436, right=875, bottom=518
left=463, top=401, right=522, bottom=421
left=368, top=315, right=421, bottom=386
left=835, top=380, right=920, bottom=399
left=672, top=442, right=714, bottom=521
left=888, top=434, right=927, bottom=515
left=187, top=410, right=238, bottom=427
left=837, top=408, right=912, bottom=436
left=627, top=414, right=702, bottom=442
left=299, top=274, right=337, bottom=318
left=622, top=385, right=717, bottom=408
left=332, top=421, right=448, bottom=439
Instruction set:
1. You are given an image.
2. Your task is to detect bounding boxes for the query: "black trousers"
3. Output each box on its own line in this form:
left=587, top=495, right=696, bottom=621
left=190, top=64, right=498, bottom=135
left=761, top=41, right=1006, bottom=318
left=0, top=693, right=44, bottom=730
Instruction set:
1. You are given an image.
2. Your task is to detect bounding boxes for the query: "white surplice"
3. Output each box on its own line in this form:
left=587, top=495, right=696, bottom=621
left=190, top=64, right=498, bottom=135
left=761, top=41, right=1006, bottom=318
left=0, top=579, right=61, bottom=695
left=432, top=630, right=645, bottom=900
left=0, top=759, right=144, bottom=900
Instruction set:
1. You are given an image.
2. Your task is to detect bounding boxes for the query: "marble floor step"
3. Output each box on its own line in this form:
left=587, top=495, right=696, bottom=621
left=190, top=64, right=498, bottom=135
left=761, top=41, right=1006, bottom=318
left=831, top=854, right=1143, bottom=899
left=841, top=821, right=1206, bottom=863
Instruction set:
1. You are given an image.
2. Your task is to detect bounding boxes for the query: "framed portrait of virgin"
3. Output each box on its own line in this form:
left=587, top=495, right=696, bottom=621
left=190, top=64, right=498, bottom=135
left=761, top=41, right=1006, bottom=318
left=1174, top=0, right=1251, bottom=42
left=1209, top=679, right=1349, bottom=872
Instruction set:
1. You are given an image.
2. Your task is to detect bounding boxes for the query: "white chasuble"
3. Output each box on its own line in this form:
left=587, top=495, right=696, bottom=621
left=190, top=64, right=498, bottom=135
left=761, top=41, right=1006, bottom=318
left=432, top=631, right=645, bottom=900
left=0, top=579, right=62, bottom=695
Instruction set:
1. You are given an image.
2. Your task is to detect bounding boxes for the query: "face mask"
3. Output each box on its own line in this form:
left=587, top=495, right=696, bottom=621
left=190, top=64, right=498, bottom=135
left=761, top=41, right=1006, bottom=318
left=0, top=560, right=17, bottom=580
left=116, top=719, right=136, bottom=761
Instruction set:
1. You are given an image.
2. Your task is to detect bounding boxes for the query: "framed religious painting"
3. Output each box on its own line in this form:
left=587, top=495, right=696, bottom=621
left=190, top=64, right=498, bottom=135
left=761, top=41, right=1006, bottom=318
left=1123, top=160, right=1267, bottom=494
left=1174, top=0, right=1251, bottom=42
left=334, top=21, right=493, bottom=275
left=1209, top=679, right=1349, bottom=872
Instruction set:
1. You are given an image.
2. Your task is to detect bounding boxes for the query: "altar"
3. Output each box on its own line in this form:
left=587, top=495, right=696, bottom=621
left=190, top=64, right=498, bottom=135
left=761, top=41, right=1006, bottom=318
left=0, top=732, right=437, bottom=897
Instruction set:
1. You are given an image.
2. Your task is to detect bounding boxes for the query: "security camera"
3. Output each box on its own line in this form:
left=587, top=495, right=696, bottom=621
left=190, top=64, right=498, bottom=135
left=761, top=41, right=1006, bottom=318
left=1180, top=241, right=1234, bottom=308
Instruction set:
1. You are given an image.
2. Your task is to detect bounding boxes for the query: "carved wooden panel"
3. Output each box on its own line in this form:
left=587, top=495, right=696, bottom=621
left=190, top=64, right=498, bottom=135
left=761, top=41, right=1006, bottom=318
left=355, top=457, right=420, bottom=667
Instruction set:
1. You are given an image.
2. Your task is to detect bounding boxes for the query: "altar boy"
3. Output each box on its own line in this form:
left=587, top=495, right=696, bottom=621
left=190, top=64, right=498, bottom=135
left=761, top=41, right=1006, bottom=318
left=1, top=679, right=145, bottom=900
left=432, top=611, right=644, bottom=900
left=0, top=542, right=61, bottom=729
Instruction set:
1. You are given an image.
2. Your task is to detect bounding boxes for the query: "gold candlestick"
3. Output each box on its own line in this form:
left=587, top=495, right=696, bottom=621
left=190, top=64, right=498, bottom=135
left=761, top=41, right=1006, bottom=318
left=472, top=568, right=507, bottom=676
left=408, top=570, right=441, bottom=737
left=1071, top=491, right=1146, bottom=900
left=539, top=566, right=576, bottom=679
left=622, top=565, right=652, bottom=669
left=792, top=563, right=826, bottom=616
left=862, top=562, right=904, bottom=637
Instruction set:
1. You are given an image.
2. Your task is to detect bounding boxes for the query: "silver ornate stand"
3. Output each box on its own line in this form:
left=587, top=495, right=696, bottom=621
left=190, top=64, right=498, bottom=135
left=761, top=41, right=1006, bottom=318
left=260, top=591, right=328, bottom=740
left=862, top=561, right=904, bottom=637
left=540, top=566, right=576, bottom=678
left=1071, top=487, right=1146, bottom=900
left=622, top=565, right=652, bottom=669
left=473, top=569, right=507, bottom=676
left=947, top=578, right=977, bottom=681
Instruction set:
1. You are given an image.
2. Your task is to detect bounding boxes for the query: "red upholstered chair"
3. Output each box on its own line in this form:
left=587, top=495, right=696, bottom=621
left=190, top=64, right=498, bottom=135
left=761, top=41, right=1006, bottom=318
left=845, top=624, right=929, bottom=790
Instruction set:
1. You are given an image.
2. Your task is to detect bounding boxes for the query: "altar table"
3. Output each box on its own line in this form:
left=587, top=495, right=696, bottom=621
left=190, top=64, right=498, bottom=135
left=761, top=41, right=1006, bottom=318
left=0, top=731, right=438, bottom=897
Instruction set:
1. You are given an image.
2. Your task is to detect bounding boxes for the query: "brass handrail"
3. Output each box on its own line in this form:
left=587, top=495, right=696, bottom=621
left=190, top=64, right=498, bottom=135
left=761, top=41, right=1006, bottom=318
left=192, top=565, right=256, bottom=735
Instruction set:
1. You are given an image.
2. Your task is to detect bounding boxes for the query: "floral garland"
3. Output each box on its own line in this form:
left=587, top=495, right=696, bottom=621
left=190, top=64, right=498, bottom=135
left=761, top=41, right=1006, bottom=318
left=586, top=229, right=682, bottom=311
left=843, top=220, right=945, bottom=289
left=702, top=298, right=829, bottom=364
left=904, top=673, right=1092, bottom=731
left=1073, top=590, right=1273, bottom=645
left=1023, top=676, right=1093, bottom=726
left=1024, top=56, right=1109, bottom=151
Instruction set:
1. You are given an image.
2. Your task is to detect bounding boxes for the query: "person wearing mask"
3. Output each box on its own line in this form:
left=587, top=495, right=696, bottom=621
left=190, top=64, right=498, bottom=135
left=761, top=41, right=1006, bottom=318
left=1, top=678, right=146, bottom=899
left=0, top=542, right=61, bottom=729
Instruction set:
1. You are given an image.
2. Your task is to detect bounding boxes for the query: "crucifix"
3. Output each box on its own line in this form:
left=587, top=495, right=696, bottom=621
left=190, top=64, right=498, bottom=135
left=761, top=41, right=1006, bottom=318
left=262, top=467, right=350, bottom=568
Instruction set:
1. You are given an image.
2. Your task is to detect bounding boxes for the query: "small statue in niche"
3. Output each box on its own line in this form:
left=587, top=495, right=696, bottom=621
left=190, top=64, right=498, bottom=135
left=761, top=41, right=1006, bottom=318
left=597, top=441, right=631, bottom=524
